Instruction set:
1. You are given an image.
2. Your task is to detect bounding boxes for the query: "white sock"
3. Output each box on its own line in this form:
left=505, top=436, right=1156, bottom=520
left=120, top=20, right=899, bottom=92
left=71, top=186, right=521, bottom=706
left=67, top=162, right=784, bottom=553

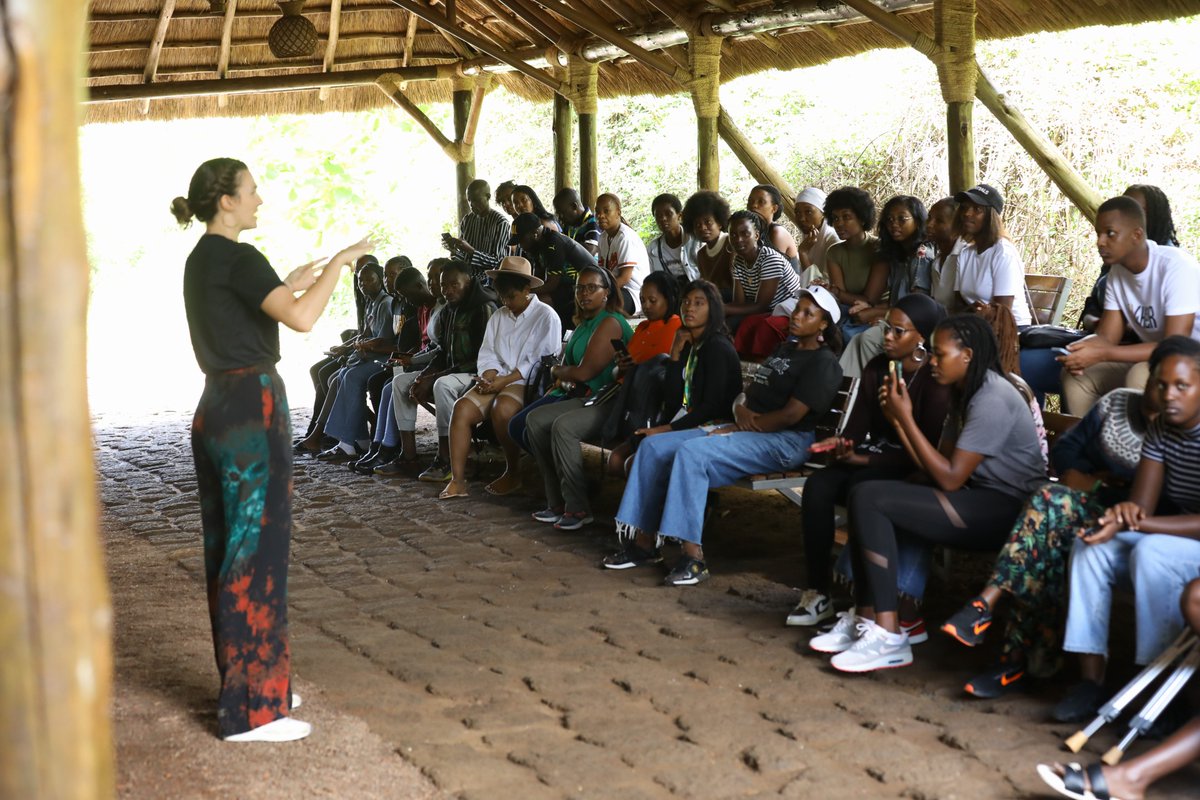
left=884, top=630, right=908, bottom=645
left=337, top=441, right=355, bottom=454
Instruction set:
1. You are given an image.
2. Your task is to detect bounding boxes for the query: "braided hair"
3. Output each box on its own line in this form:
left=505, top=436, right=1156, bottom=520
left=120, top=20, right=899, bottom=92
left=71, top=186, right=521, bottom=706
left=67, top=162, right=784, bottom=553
left=934, top=313, right=1004, bottom=412
left=727, top=209, right=767, bottom=240
left=1124, top=184, right=1180, bottom=247
left=170, top=157, right=247, bottom=227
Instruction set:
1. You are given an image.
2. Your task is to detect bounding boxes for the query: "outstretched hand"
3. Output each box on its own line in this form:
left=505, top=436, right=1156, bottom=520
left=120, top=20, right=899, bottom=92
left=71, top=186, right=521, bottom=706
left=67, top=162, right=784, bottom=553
left=284, top=258, right=329, bottom=292
left=333, top=236, right=379, bottom=270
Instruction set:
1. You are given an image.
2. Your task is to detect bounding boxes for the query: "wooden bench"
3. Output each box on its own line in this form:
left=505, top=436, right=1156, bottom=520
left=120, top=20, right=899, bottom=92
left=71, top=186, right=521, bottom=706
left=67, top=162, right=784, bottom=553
left=1026, top=273, right=1073, bottom=326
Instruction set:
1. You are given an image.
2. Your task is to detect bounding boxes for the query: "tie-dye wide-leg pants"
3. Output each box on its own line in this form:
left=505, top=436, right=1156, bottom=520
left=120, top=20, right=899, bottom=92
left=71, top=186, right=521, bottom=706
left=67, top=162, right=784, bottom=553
left=191, top=367, right=294, bottom=738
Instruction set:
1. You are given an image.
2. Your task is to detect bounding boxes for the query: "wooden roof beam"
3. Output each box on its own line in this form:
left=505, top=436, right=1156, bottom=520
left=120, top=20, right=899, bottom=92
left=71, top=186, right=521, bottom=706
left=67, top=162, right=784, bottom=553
left=402, top=11, right=418, bottom=66
left=534, top=0, right=681, bottom=79
left=87, top=65, right=444, bottom=103
left=322, top=0, right=344, bottom=73
left=89, top=3, right=399, bottom=22
left=216, top=0, right=238, bottom=108
left=142, top=0, right=176, bottom=83
left=385, top=0, right=560, bottom=89
left=494, top=0, right=574, bottom=42
left=472, top=0, right=551, bottom=48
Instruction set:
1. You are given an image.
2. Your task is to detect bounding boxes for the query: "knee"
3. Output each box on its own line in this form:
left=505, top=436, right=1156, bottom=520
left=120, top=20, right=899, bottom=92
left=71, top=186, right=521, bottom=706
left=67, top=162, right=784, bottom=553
left=1130, top=535, right=1178, bottom=577
left=1183, top=579, right=1200, bottom=633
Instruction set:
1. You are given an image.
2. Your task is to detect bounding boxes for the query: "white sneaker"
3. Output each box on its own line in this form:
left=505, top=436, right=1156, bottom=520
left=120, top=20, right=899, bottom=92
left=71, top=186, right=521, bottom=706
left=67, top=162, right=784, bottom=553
left=222, top=716, right=312, bottom=743
left=830, top=620, right=913, bottom=673
left=786, top=589, right=834, bottom=627
left=808, top=609, right=861, bottom=653
left=291, top=692, right=302, bottom=710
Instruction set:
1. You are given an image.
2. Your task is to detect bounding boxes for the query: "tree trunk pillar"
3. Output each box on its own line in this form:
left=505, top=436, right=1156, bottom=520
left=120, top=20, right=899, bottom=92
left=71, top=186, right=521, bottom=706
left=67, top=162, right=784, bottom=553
left=0, top=2, right=113, bottom=798
left=686, top=34, right=723, bottom=191
left=563, top=56, right=599, bottom=207
left=552, top=92, right=574, bottom=194
left=717, top=106, right=799, bottom=222
left=452, top=83, right=475, bottom=220
left=935, top=0, right=978, bottom=192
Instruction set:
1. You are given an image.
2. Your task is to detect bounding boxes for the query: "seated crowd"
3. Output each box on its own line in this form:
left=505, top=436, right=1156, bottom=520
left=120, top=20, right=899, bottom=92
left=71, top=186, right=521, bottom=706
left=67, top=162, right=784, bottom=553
left=297, top=177, right=1200, bottom=760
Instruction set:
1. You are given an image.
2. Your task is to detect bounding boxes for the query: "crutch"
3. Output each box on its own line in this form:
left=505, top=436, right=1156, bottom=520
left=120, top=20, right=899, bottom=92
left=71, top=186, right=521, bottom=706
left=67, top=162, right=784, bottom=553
left=1101, top=644, right=1200, bottom=765
left=1065, top=629, right=1197, bottom=753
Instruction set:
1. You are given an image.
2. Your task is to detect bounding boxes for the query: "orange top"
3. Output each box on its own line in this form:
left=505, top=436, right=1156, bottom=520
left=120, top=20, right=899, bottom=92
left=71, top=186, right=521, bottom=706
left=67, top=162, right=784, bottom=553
left=628, top=315, right=682, bottom=364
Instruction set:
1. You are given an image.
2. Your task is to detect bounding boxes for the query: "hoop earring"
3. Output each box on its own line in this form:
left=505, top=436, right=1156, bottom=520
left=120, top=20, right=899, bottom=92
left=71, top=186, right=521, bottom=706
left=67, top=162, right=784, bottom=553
left=912, top=342, right=928, bottom=363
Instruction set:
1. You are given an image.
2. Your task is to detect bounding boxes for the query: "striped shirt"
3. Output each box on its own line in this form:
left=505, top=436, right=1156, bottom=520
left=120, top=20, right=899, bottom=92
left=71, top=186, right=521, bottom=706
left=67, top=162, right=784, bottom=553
left=733, top=245, right=801, bottom=308
left=461, top=208, right=512, bottom=275
left=1141, top=417, right=1200, bottom=514
left=566, top=210, right=600, bottom=251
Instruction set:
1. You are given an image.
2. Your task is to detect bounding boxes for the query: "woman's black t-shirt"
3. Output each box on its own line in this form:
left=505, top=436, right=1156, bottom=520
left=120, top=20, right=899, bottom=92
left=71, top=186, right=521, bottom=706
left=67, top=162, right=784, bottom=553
left=183, top=233, right=284, bottom=374
left=745, top=343, right=842, bottom=430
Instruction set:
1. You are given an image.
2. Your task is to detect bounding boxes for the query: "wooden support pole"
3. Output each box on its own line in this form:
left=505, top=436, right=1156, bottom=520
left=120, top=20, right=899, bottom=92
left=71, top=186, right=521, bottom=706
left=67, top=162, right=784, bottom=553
left=1, top=2, right=113, bottom=798
left=402, top=11, right=418, bottom=67
left=553, top=92, right=574, bottom=193
left=946, top=101, right=975, bottom=192
left=453, top=88, right=474, bottom=220
left=717, top=106, right=798, bottom=221
left=143, top=0, right=177, bottom=83
left=687, top=34, right=723, bottom=191
left=318, top=0, right=345, bottom=101
left=377, top=78, right=456, bottom=153
left=579, top=112, right=598, bottom=208
left=839, top=0, right=1102, bottom=219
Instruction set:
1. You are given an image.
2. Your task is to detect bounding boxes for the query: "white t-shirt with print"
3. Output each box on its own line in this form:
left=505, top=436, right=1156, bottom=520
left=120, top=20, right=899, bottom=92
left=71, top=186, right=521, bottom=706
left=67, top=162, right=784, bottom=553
left=1104, top=240, right=1200, bottom=341
left=954, top=237, right=1032, bottom=326
left=600, top=222, right=651, bottom=313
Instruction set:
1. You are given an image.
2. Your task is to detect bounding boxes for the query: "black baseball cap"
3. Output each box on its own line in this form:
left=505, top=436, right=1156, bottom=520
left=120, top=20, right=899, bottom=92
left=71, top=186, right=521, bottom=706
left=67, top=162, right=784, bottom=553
left=954, top=183, right=1004, bottom=214
left=513, top=212, right=542, bottom=237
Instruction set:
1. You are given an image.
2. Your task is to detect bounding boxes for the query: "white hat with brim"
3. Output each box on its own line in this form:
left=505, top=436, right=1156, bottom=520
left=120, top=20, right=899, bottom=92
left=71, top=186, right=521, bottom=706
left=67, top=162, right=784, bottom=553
left=797, top=285, right=841, bottom=324
left=485, top=255, right=543, bottom=289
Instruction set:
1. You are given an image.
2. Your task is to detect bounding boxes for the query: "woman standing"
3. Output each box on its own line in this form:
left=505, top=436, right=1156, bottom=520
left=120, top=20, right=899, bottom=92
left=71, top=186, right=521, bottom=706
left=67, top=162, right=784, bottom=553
left=174, top=158, right=372, bottom=742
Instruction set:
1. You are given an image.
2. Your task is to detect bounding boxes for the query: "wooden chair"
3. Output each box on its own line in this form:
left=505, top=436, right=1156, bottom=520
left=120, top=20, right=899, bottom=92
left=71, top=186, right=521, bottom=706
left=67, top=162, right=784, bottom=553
left=1025, top=274, right=1073, bottom=326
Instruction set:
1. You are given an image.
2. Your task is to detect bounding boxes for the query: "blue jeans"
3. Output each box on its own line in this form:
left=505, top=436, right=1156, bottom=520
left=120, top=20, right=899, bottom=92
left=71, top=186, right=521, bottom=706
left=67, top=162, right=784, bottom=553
left=1064, top=532, right=1200, bottom=664
left=833, top=536, right=930, bottom=601
left=1019, top=347, right=1063, bottom=407
left=373, top=382, right=401, bottom=448
left=324, top=361, right=386, bottom=445
left=616, top=427, right=815, bottom=545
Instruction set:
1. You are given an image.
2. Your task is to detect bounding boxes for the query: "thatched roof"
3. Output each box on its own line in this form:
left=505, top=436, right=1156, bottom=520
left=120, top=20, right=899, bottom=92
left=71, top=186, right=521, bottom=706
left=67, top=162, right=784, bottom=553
left=85, top=0, right=1198, bottom=123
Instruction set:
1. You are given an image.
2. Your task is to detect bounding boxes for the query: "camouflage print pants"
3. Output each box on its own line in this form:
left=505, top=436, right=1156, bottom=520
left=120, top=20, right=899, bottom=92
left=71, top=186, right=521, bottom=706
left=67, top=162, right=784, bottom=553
left=191, top=367, right=294, bottom=737
left=988, top=482, right=1109, bottom=677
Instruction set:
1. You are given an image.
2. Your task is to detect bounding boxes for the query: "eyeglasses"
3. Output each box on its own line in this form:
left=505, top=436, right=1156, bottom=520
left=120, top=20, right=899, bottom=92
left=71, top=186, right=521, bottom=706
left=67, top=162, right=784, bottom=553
left=884, top=215, right=914, bottom=225
left=575, top=283, right=605, bottom=295
left=878, top=320, right=916, bottom=338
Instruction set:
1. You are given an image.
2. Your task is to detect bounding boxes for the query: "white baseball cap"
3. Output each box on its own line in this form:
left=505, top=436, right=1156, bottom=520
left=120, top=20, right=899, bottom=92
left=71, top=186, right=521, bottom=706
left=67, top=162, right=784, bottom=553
left=797, top=284, right=841, bottom=324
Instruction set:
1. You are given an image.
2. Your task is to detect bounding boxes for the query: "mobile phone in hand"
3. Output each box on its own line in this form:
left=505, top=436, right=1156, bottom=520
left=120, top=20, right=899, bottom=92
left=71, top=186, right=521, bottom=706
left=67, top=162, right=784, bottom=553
left=1050, top=346, right=1071, bottom=358
left=611, top=338, right=629, bottom=354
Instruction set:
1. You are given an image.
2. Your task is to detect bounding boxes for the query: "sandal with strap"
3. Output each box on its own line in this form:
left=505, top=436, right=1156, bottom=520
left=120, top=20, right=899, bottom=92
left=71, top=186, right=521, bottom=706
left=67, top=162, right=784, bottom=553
left=1036, top=761, right=1124, bottom=800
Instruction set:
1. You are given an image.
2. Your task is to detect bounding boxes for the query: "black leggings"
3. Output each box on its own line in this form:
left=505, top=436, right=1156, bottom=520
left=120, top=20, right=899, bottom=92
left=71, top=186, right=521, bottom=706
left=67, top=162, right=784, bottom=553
left=847, top=480, right=1025, bottom=614
left=799, top=464, right=912, bottom=594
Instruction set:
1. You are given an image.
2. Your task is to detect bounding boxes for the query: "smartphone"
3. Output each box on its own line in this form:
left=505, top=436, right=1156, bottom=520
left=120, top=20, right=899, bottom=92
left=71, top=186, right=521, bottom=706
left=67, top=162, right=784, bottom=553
left=809, top=440, right=839, bottom=454
left=611, top=338, right=629, bottom=354
left=889, top=359, right=904, bottom=384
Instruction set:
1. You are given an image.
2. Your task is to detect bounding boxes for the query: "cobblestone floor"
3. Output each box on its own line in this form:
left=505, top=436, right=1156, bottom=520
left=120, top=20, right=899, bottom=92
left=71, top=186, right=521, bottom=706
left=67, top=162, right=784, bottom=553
left=98, top=409, right=1200, bottom=800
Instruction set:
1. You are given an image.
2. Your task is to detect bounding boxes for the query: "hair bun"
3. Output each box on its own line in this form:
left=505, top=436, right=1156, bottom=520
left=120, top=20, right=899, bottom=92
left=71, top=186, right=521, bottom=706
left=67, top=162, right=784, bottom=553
left=170, top=196, right=193, bottom=227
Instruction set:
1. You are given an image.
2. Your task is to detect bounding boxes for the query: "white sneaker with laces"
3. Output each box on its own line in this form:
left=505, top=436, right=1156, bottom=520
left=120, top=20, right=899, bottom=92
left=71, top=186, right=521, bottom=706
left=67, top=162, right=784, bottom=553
left=786, top=589, right=834, bottom=627
left=222, top=716, right=312, bottom=743
left=830, top=620, right=913, bottom=673
left=808, top=609, right=861, bottom=653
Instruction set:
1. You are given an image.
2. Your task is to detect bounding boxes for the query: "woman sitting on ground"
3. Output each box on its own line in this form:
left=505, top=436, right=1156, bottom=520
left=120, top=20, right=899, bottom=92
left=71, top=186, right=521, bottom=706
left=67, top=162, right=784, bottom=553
left=647, top=192, right=700, bottom=290
left=952, top=183, right=1032, bottom=327
left=525, top=272, right=679, bottom=530
left=789, top=294, right=950, bottom=628
left=440, top=257, right=562, bottom=500
left=839, top=195, right=935, bottom=378
left=726, top=210, right=801, bottom=358
left=747, top=184, right=800, bottom=269
left=1052, top=335, right=1200, bottom=725
left=811, top=314, right=1046, bottom=673
left=602, top=287, right=845, bottom=586
left=683, top=190, right=735, bottom=300
left=823, top=186, right=885, bottom=339
left=508, top=264, right=632, bottom=465
left=940, top=380, right=1155, bottom=699
left=792, top=187, right=841, bottom=286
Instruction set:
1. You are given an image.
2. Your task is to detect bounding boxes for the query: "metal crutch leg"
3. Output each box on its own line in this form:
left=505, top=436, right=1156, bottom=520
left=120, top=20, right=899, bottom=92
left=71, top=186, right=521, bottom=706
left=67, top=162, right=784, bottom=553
left=1101, top=642, right=1199, bottom=765
left=1065, top=629, right=1197, bottom=752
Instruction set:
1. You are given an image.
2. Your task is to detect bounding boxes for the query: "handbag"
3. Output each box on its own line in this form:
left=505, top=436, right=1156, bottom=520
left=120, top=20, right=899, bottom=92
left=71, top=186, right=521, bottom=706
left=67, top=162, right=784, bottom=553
left=1018, top=324, right=1087, bottom=349
left=525, top=354, right=558, bottom=405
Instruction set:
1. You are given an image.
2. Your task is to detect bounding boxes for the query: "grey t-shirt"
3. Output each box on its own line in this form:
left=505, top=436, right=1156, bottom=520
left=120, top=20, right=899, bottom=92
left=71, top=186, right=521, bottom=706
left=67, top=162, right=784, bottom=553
left=952, top=371, right=1046, bottom=498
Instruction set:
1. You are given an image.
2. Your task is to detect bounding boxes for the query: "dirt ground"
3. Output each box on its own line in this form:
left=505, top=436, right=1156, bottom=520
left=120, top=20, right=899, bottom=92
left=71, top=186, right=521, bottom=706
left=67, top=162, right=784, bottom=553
left=99, top=408, right=1200, bottom=800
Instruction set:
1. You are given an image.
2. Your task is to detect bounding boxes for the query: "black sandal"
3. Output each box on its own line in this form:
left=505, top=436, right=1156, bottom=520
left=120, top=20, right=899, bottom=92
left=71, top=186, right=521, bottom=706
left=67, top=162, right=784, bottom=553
left=1036, top=761, right=1123, bottom=800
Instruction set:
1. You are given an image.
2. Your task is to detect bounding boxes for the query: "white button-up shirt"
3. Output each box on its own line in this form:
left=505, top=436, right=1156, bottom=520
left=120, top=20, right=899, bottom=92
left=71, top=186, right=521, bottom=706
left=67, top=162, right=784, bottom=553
left=476, top=293, right=562, bottom=383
